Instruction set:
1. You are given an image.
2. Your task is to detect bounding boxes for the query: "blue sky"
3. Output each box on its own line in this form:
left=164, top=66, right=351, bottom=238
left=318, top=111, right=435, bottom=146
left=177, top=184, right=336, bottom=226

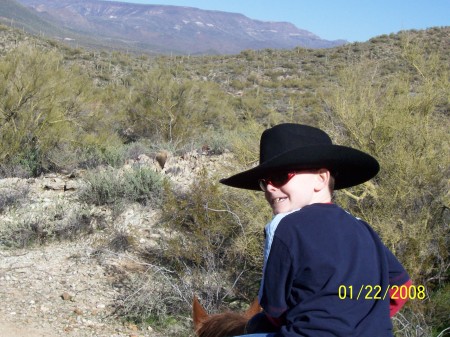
left=106, top=0, right=449, bottom=42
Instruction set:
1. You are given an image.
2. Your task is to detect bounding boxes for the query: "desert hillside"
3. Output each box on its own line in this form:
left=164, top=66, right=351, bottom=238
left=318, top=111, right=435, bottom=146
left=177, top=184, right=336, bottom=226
left=0, top=24, right=449, bottom=336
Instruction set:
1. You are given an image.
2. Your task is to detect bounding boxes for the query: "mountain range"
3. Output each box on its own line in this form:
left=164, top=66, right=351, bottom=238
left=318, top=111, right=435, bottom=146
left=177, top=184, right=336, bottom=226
left=1, top=0, right=347, bottom=54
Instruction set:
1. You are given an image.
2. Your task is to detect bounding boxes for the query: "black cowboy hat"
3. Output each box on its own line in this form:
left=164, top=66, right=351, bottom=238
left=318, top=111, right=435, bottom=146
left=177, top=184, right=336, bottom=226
left=220, top=123, right=379, bottom=191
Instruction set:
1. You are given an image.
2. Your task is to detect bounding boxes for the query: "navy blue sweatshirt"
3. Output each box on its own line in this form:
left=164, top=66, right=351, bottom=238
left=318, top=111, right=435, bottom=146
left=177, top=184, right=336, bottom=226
left=259, top=203, right=410, bottom=337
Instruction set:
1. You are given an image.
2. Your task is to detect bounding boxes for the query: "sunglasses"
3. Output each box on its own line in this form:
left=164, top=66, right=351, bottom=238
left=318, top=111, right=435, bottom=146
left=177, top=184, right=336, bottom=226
left=259, top=172, right=297, bottom=191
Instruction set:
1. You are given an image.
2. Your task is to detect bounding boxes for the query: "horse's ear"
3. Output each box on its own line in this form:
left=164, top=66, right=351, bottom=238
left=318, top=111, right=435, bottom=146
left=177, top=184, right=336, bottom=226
left=243, top=297, right=262, bottom=319
left=193, top=295, right=208, bottom=331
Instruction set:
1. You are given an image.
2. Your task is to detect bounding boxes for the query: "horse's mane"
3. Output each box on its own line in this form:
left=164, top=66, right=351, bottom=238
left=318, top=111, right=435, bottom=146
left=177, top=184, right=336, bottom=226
left=193, top=296, right=261, bottom=337
left=196, top=311, right=247, bottom=337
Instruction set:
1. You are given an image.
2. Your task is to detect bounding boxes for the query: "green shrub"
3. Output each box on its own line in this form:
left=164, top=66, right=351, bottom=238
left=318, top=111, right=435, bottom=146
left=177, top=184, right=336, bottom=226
left=122, top=68, right=238, bottom=146
left=0, top=43, right=125, bottom=176
left=79, top=168, right=124, bottom=206
left=0, top=182, right=29, bottom=213
left=230, top=79, right=249, bottom=90
left=122, top=165, right=165, bottom=205
left=428, top=284, right=450, bottom=336
left=0, top=45, right=83, bottom=174
left=113, top=270, right=188, bottom=335
left=140, top=169, right=268, bottom=308
left=225, top=121, right=264, bottom=167
left=79, top=166, right=164, bottom=206
left=0, top=206, right=92, bottom=248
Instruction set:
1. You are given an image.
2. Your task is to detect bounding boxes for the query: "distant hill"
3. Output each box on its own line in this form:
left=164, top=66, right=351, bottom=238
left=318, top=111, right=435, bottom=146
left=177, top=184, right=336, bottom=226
left=0, top=0, right=66, bottom=36
left=4, top=0, right=347, bottom=54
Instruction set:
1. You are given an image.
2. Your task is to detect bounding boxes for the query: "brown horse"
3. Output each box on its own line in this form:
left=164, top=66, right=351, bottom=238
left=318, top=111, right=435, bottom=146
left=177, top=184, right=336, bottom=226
left=193, top=296, right=261, bottom=337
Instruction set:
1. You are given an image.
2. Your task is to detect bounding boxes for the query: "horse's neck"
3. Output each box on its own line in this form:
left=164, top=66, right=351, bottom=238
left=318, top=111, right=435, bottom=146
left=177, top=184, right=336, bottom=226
left=197, top=311, right=248, bottom=337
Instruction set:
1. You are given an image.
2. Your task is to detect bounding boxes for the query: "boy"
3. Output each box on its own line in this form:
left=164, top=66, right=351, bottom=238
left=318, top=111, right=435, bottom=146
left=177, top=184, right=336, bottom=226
left=220, top=123, right=411, bottom=337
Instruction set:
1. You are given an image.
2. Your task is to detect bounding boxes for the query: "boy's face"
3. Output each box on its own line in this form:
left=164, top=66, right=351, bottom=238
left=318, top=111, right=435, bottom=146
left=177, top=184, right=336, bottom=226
left=263, top=170, right=328, bottom=214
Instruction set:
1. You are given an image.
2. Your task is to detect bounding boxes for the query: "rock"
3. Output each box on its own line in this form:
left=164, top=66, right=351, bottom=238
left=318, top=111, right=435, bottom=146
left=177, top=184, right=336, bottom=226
left=40, top=305, right=50, bottom=313
left=73, top=307, right=83, bottom=315
left=136, top=154, right=152, bottom=164
left=123, top=322, right=140, bottom=333
left=61, top=292, right=73, bottom=301
left=43, top=177, right=66, bottom=190
left=64, top=180, right=78, bottom=191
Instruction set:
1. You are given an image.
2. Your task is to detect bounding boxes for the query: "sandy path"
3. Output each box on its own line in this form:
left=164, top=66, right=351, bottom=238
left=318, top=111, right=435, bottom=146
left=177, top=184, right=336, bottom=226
left=0, top=242, right=155, bottom=337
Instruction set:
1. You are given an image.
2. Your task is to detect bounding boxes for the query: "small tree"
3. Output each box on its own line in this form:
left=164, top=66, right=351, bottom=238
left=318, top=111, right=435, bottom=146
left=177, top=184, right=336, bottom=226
left=0, top=44, right=121, bottom=175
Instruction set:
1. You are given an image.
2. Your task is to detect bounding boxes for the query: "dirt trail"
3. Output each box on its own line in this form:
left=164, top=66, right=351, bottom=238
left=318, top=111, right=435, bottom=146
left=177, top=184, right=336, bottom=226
left=0, top=321, right=54, bottom=337
left=0, top=242, right=155, bottom=337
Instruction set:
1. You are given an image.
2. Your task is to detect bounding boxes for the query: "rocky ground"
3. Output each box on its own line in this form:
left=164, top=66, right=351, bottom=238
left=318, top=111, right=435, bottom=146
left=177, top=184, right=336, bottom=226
left=0, top=150, right=235, bottom=337
left=0, top=241, right=157, bottom=337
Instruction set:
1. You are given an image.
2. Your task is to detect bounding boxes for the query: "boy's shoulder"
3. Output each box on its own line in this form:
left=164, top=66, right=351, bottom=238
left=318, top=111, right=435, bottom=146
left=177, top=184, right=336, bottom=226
left=276, top=203, right=364, bottom=238
left=282, top=203, right=345, bottom=222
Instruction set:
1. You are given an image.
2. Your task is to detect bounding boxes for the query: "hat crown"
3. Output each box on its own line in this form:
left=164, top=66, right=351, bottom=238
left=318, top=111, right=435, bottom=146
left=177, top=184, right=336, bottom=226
left=260, top=124, right=332, bottom=164
left=220, top=123, right=379, bottom=191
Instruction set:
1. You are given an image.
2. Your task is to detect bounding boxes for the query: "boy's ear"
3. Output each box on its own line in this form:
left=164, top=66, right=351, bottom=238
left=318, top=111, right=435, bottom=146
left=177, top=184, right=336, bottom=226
left=315, top=169, right=330, bottom=191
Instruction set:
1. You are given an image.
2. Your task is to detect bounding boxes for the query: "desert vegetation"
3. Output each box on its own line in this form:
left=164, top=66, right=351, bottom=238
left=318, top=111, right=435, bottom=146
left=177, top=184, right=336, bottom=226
left=0, top=24, right=449, bottom=336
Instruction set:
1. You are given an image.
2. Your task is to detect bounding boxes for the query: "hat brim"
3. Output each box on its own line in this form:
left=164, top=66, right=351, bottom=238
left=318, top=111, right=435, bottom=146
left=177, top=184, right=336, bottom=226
left=220, top=145, right=379, bottom=191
